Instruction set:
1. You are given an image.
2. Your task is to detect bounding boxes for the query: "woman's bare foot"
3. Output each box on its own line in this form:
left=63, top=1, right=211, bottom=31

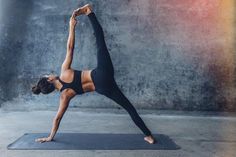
left=74, top=4, right=92, bottom=16
left=144, top=135, right=155, bottom=144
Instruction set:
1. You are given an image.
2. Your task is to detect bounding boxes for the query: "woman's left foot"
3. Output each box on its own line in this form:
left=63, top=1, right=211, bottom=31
left=144, top=135, right=155, bottom=144
left=74, top=4, right=92, bottom=16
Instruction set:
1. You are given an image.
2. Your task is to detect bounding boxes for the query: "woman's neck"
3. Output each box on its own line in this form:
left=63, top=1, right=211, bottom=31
left=53, top=78, right=62, bottom=91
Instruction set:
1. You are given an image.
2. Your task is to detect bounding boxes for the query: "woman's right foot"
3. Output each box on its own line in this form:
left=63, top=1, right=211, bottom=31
left=74, top=4, right=92, bottom=16
left=144, top=135, right=156, bottom=144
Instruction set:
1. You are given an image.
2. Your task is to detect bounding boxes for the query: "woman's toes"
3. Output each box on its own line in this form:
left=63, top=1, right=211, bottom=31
left=74, top=8, right=82, bottom=16
left=74, top=4, right=92, bottom=16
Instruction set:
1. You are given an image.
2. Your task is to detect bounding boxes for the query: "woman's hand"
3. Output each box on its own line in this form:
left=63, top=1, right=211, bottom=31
left=35, top=137, right=52, bottom=143
left=69, top=14, right=77, bottom=27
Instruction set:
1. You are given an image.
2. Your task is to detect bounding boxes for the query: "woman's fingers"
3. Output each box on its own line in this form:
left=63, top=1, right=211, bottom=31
left=35, top=138, right=43, bottom=142
left=35, top=137, right=52, bottom=143
left=35, top=137, right=47, bottom=143
left=69, top=16, right=77, bottom=26
left=72, top=11, right=77, bottom=17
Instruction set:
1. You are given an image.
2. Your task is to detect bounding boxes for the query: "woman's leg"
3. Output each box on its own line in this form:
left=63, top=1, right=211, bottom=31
left=87, top=12, right=114, bottom=75
left=102, top=84, right=152, bottom=136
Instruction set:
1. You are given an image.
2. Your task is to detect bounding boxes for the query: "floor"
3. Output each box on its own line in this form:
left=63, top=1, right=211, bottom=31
left=0, top=108, right=236, bottom=157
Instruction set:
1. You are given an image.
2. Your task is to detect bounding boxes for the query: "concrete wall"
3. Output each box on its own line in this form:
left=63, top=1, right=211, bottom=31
left=1, top=0, right=236, bottom=111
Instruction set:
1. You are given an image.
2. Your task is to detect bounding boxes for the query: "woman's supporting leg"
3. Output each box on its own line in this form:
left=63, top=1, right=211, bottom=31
left=102, top=84, right=152, bottom=136
left=87, top=12, right=114, bottom=75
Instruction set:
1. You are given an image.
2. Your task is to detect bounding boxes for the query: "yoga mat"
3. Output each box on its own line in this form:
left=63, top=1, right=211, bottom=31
left=7, top=133, right=180, bottom=150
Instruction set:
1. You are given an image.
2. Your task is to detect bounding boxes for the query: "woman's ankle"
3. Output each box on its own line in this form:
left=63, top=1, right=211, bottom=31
left=85, top=10, right=92, bottom=16
left=85, top=6, right=92, bottom=15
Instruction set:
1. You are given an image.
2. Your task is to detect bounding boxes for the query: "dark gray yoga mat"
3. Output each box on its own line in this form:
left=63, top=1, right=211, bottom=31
left=7, top=133, right=180, bottom=150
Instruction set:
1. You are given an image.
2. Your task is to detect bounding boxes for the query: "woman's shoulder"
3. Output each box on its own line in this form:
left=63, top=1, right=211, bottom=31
left=59, top=69, right=75, bottom=82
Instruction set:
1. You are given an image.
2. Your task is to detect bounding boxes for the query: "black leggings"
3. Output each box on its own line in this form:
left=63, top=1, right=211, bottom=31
left=88, top=12, right=152, bottom=136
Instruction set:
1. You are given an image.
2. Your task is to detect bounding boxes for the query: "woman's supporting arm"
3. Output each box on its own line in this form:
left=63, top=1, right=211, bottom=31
left=48, top=95, right=70, bottom=140
left=35, top=95, right=70, bottom=143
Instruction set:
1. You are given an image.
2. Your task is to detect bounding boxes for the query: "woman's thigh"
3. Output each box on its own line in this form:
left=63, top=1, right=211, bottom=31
left=91, top=68, right=116, bottom=94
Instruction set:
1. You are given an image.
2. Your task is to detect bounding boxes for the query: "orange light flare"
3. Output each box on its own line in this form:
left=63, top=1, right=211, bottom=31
left=213, top=0, right=235, bottom=109
left=182, top=0, right=236, bottom=109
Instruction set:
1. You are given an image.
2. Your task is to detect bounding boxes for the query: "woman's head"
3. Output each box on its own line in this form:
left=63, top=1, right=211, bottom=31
left=31, top=75, right=56, bottom=95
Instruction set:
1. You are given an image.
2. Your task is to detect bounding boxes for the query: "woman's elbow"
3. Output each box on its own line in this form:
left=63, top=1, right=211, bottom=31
left=67, top=45, right=74, bottom=52
left=54, top=116, right=62, bottom=123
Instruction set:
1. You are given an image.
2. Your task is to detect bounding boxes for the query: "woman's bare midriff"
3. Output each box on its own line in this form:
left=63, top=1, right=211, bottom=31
left=81, top=70, right=95, bottom=92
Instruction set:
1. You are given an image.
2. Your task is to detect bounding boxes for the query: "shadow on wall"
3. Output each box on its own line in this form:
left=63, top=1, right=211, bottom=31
left=0, top=0, right=33, bottom=105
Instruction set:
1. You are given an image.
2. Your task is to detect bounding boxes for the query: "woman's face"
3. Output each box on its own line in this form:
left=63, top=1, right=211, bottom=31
left=44, top=74, right=57, bottom=83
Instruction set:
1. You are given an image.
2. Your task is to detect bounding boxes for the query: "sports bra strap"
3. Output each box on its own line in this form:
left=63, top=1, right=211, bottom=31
left=58, top=70, right=84, bottom=94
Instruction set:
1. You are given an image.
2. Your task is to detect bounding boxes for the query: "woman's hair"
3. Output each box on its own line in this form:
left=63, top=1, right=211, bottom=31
left=31, top=77, right=55, bottom=95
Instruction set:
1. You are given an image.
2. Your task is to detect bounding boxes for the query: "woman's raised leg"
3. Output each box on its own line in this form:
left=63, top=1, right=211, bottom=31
left=73, top=4, right=114, bottom=74
left=87, top=11, right=114, bottom=75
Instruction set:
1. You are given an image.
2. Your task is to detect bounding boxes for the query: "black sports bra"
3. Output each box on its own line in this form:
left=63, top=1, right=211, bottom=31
left=58, top=70, right=84, bottom=95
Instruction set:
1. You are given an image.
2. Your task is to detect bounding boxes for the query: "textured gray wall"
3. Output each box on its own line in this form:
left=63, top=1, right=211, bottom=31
left=1, top=0, right=236, bottom=111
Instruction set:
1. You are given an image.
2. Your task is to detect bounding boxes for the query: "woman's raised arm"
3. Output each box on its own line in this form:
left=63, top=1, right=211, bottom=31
left=61, top=12, right=77, bottom=73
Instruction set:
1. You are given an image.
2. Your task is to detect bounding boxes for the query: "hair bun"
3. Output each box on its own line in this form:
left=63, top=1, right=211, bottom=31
left=31, top=85, right=41, bottom=95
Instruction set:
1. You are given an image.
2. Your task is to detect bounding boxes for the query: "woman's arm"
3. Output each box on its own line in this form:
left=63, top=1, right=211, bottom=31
left=61, top=13, right=77, bottom=73
left=35, top=95, right=71, bottom=143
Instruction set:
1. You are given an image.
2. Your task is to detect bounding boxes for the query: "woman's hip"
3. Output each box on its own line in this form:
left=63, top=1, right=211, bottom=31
left=91, top=68, right=116, bottom=93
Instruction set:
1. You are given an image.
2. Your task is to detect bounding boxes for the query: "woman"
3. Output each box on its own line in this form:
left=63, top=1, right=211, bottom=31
left=32, top=4, right=155, bottom=144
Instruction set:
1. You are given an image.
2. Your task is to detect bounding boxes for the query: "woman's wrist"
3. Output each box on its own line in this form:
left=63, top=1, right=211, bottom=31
left=48, top=136, right=53, bottom=141
left=70, top=25, right=76, bottom=30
